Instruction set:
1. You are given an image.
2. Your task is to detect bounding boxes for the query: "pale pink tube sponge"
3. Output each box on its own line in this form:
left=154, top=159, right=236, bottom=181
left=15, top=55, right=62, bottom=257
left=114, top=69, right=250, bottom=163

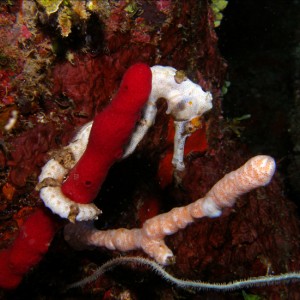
left=64, top=155, right=276, bottom=265
left=61, top=63, right=152, bottom=204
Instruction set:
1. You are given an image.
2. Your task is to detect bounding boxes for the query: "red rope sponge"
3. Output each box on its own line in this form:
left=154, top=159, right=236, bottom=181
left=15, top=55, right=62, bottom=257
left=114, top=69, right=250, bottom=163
left=61, top=63, right=152, bottom=204
left=0, top=208, right=56, bottom=289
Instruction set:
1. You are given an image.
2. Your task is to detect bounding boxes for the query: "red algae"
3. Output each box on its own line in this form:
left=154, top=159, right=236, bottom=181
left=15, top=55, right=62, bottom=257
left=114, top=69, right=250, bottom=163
left=8, top=123, right=59, bottom=187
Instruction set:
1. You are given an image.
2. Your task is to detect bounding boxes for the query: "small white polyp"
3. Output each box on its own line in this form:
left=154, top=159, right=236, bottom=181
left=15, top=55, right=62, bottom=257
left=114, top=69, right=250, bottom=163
left=201, top=197, right=222, bottom=218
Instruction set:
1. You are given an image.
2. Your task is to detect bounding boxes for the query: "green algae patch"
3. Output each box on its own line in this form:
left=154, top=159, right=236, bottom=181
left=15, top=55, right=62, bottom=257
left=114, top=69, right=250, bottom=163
left=36, top=0, right=64, bottom=15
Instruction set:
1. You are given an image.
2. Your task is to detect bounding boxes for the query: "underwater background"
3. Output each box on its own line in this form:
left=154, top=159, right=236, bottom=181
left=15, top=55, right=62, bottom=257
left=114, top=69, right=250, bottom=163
left=0, top=0, right=299, bottom=299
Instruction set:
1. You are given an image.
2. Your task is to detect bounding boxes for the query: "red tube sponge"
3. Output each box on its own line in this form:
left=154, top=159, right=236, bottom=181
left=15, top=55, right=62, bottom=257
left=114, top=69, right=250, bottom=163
left=61, top=63, right=152, bottom=204
left=0, top=208, right=56, bottom=289
left=0, top=250, right=21, bottom=289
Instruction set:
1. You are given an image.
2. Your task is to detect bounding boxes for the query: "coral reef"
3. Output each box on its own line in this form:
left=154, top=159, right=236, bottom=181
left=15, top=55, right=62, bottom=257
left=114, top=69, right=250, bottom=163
left=36, top=0, right=110, bottom=37
left=0, top=0, right=299, bottom=299
left=15, top=0, right=55, bottom=104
